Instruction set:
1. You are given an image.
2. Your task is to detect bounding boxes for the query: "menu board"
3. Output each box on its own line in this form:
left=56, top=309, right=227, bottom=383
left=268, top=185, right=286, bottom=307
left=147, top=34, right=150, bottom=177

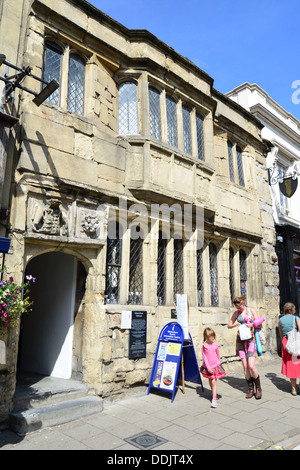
left=128, top=311, right=147, bottom=359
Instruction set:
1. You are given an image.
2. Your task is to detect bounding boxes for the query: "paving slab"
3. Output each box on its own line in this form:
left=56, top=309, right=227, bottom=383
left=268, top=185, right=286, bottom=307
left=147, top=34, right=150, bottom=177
left=1, top=357, right=300, bottom=451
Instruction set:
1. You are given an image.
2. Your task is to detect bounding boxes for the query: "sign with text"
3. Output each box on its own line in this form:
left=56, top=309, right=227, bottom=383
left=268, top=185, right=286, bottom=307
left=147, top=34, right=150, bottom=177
left=148, top=322, right=184, bottom=402
left=148, top=322, right=203, bottom=402
left=128, top=311, right=147, bottom=359
left=175, top=294, right=189, bottom=339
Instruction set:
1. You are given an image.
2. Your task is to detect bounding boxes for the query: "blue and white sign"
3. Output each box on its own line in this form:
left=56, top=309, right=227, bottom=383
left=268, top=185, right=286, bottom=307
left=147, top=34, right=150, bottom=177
left=148, top=321, right=203, bottom=402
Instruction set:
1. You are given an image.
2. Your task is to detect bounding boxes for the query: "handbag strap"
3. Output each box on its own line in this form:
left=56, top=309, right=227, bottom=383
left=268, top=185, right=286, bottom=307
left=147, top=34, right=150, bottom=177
left=246, top=307, right=253, bottom=321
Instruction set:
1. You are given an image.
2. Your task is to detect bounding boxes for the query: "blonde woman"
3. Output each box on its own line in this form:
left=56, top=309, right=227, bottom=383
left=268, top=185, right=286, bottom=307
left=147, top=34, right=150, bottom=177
left=227, top=295, right=262, bottom=399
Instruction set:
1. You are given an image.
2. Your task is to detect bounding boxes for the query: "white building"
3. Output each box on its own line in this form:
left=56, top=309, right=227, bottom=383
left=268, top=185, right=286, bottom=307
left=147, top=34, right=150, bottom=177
left=227, top=83, right=300, bottom=311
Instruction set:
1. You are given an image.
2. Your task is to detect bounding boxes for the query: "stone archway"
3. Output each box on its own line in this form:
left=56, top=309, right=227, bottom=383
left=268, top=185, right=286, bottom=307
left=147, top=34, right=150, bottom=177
left=18, top=251, right=86, bottom=379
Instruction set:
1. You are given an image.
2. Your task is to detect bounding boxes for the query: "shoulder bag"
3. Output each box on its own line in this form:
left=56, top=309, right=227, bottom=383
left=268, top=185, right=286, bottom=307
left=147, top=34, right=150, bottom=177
left=286, top=316, right=300, bottom=356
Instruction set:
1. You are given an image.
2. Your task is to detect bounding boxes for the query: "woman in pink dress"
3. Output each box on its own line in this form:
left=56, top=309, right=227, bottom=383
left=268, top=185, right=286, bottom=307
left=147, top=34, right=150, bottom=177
left=278, top=302, right=300, bottom=395
left=200, top=327, right=226, bottom=408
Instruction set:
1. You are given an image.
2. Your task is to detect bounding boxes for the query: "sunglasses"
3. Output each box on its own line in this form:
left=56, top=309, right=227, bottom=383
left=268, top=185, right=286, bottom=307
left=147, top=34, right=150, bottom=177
left=233, top=301, right=241, bottom=305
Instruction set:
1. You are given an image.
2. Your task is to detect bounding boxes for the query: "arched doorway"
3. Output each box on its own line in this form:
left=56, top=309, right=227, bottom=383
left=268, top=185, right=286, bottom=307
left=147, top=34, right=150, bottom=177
left=18, top=251, right=86, bottom=379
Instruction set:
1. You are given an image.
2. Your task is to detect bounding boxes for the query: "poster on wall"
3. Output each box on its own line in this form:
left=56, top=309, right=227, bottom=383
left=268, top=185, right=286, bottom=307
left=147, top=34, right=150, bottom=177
left=175, top=294, right=189, bottom=339
left=128, top=311, right=147, bottom=359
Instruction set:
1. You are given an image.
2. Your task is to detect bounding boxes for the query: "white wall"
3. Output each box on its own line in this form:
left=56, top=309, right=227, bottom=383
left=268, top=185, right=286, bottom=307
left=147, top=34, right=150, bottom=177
left=19, top=252, right=77, bottom=379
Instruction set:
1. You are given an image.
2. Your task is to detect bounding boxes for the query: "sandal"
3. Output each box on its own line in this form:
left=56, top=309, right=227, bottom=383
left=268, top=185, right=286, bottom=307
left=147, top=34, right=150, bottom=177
left=291, top=387, right=297, bottom=396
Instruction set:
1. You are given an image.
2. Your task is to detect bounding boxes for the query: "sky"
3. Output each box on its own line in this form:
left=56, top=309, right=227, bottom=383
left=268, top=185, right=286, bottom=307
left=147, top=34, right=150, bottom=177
left=87, top=0, right=300, bottom=121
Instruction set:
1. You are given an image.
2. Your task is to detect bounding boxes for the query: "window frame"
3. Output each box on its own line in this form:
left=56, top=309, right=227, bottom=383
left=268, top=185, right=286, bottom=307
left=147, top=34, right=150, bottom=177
left=182, top=104, right=192, bottom=155
left=118, top=81, right=139, bottom=135
left=197, top=246, right=204, bottom=306
left=196, top=112, right=205, bottom=160
left=157, top=231, right=167, bottom=305
left=227, top=139, right=246, bottom=187
left=128, top=232, right=143, bottom=305
left=236, top=146, right=245, bottom=187
left=239, top=248, right=247, bottom=296
left=105, top=222, right=122, bottom=304
left=173, top=238, right=184, bottom=300
left=149, top=85, right=162, bottom=140
left=43, top=39, right=87, bottom=116
left=227, top=140, right=235, bottom=183
left=67, top=52, right=86, bottom=115
left=43, top=40, right=63, bottom=107
left=166, top=94, right=178, bottom=148
left=209, top=242, right=219, bottom=307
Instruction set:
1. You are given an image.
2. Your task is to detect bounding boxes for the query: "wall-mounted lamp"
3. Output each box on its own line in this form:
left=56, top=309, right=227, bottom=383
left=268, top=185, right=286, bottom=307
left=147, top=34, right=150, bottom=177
left=0, top=54, right=59, bottom=108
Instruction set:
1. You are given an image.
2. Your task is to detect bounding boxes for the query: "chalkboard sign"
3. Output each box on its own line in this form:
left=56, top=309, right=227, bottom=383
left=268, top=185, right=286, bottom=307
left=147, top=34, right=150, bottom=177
left=129, top=311, right=147, bottom=359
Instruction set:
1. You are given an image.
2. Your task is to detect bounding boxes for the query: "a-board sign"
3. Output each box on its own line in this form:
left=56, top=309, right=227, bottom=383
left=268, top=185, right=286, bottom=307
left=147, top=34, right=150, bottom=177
left=128, top=311, right=147, bottom=359
left=148, top=322, right=203, bottom=402
left=179, top=336, right=203, bottom=388
left=147, top=322, right=184, bottom=402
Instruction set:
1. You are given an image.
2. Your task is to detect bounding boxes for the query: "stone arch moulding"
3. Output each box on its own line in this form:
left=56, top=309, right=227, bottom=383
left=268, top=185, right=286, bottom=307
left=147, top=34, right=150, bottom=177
left=24, top=244, right=94, bottom=275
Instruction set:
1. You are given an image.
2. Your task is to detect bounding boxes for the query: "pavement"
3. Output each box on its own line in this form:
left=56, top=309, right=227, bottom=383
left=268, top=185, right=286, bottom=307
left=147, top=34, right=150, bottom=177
left=1, top=356, right=300, bottom=452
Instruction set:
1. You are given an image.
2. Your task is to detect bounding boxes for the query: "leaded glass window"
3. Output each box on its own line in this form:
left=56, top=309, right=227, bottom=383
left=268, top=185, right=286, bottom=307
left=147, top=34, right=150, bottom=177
left=174, top=239, right=184, bottom=299
left=105, top=223, right=122, bottom=304
left=166, top=95, right=177, bottom=148
left=209, top=243, right=219, bottom=306
left=239, top=249, right=247, bottom=296
left=157, top=232, right=166, bottom=305
left=118, top=82, right=139, bottom=135
left=67, top=53, right=85, bottom=115
left=128, top=236, right=143, bottom=304
left=149, top=86, right=161, bottom=140
left=229, top=247, right=234, bottom=302
left=182, top=105, right=191, bottom=154
left=196, top=113, right=204, bottom=160
left=43, top=41, right=62, bottom=106
left=197, top=248, right=204, bottom=306
left=228, top=140, right=235, bottom=183
left=237, top=146, right=245, bottom=187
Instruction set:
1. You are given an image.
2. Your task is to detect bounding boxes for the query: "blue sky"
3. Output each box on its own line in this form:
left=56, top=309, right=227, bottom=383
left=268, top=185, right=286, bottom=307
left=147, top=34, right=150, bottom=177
left=88, top=0, right=300, bottom=120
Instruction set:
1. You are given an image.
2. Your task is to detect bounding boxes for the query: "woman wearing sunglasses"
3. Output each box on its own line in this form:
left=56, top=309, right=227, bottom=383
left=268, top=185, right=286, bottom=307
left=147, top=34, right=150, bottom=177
left=227, top=295, right=262, bottom=399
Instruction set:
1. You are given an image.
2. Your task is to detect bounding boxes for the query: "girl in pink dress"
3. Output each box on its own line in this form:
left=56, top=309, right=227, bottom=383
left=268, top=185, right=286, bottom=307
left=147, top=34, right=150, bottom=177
left=200, top=327, right=226, bottom=408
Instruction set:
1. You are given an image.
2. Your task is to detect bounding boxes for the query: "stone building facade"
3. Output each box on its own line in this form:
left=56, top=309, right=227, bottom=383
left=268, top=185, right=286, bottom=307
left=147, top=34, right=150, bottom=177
left=0, top=0, right=279, bottom=424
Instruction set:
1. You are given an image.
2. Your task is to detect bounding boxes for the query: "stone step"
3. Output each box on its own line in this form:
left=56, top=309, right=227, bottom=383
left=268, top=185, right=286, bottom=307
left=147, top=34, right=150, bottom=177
left=9, top=395, right=103, bottom=435
left=13, top=379, right=89, bottom=411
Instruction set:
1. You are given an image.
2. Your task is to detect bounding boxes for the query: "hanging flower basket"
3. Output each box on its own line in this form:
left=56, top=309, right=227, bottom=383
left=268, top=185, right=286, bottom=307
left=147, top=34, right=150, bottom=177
left=0, top=274, right=35, bottom=334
